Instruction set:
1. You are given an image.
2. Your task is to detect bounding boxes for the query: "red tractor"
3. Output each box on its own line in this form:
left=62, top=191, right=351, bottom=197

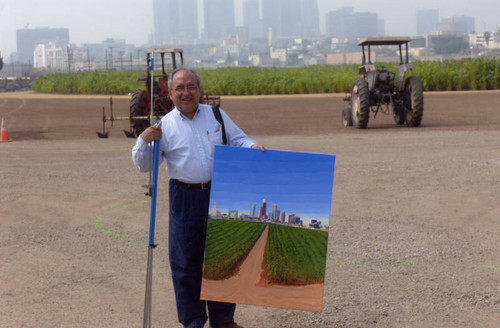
left=97, top=48, right=220, bottom=138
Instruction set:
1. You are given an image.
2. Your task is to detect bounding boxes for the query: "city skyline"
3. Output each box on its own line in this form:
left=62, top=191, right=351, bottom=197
left=209, top=145, right=335, bottom=228
left=1, top=0, right=499, bottom=60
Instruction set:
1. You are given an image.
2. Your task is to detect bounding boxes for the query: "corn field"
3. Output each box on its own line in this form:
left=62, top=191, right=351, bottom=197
left=32, top=58, right=500, bottom=95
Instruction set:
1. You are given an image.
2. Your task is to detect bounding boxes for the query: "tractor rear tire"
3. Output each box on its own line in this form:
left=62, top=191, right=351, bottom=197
left=404, top=76, right=424, bottom=127
left=130, top=89, right=150, bottom=137
left=351, top=78, right=370, bottom=129
left=342, top=107, right=353, bottom=127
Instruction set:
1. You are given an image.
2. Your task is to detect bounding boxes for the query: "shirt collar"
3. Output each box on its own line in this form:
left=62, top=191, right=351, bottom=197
left=174, top=105, right=200, bottom=121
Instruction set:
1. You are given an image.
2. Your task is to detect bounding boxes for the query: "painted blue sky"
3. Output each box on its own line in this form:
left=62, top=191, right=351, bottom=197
left=209, top=146, right=335, bottom=226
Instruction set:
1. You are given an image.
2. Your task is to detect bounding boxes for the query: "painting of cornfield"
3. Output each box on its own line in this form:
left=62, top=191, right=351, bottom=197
left=201, top=146, right=335, bottom=312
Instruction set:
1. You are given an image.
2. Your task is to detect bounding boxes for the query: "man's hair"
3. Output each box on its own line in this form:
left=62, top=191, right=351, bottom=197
left=167, top=67, right=202, bottom=90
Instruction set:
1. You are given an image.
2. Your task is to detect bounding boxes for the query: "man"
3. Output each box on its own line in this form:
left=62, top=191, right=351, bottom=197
left=132, top=67, right=264, bottom=328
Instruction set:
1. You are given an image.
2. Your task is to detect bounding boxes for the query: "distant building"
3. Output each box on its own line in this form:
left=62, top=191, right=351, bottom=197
left=228, top=210, right=239, bottom=219
left=301, top=0, right=320, bottom=38
left=280, top=211, right=286, bottom=223
left=325, top=7, right=351, bottom=38
left=203, top=0, right=235, bottom=40
left=262, top=0, right=280, bottom=41
left=33, top=42, right=66, bottom=69
left=16, top=27, right=70, bottom=64
left=250, top=203, right=258, bottom=217
left=153, top=0, right=198, bottom=44
left=271, top=204, right=278, bottom=221
left=211, top=201, right=219, bottom=217
left=325, top=7, right=379, bottom=40
left=243, top=0, right=263, bottom=39
left=260, top=199, right=267, bottom=218
left=436, top=16, right=475, bottom=35
left=416, top=9, right=439, bottom=35
left=378, top=19, right=385, bottom=36
left=288, top=214, right=301, bottom=225
left=280, top=0, right=301, bottom=37
left=326, top=52, right=363, bottom=65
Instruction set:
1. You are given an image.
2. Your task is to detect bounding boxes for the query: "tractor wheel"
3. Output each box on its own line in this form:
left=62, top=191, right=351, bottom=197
left=404, top=76, right=424, bottom=127
left=130, top=89, right=150, bottom=137
left=351, top=78, right=370, bottom=129
left=342, top=107, right=353, bottom=127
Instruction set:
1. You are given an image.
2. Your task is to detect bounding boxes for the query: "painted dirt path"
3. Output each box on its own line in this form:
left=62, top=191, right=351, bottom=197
left=201, top=225, right=324, bottom=312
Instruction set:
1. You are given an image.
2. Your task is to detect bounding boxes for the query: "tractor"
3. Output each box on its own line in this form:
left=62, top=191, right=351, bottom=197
left=97, top=48, right=220, bottom=138
left=342, top=37, right=424, bottom=129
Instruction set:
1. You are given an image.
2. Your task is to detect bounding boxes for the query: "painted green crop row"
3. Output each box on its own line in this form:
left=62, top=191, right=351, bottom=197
left=31, top=58, right=500, bottom=95
left=266, top=224, right=328, bottom=285
left=203, top=219, right=266, bottom=280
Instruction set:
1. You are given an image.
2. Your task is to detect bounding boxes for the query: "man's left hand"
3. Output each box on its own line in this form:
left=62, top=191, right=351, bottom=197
left=251, top=144, right=265, bottom=152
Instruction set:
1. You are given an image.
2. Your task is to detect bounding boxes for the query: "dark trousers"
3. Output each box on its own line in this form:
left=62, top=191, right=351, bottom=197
left=168, top=179, right=236, bottom=328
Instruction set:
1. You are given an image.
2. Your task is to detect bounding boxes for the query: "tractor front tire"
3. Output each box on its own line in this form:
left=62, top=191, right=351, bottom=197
left=351, top=78, right=370, bottom=129
left=404, top=76, right=424, bottom=127
left=130, top=89, right=150, bottom=137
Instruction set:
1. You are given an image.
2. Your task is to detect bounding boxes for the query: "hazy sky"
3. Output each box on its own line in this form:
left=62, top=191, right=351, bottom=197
left=1, top=0, right=498, bottom=59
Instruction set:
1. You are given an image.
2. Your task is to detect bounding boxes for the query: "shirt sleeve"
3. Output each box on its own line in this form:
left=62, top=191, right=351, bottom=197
left=220, top=108, right=258, bottom=148
left=131, top=136, right=154, bottom=172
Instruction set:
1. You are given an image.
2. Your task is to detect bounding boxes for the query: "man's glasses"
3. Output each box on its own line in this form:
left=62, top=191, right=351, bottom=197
left=173, top=85, right=199, bottom=94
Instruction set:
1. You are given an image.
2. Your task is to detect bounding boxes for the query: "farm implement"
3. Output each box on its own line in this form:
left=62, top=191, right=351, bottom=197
left=97, top=48, right=220, bottom=138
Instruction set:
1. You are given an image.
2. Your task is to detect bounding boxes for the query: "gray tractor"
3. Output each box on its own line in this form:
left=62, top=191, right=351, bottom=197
left=343, top=37, right=424, bottom=129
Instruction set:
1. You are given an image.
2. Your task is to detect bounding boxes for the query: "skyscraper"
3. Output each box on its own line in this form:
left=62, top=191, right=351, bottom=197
left=325, top=7, right=353, bottom=38
left=279, top=0, right=301, bottom=37
left=243, top=0, right=262, bottom=39
left=301, top=0, right=320, bottom=37
left=262, top=0, right=280, bottom=39
left=271, top=204, right=278, bottom=221
left=153, top=0, right=198, bottom=45
left=260, top=199, right=267, bottom=218
left=250, top=203, right=258, bottom=217
left=325, top=8, right=379, bottom=40
left=203, top=0, right=235, bottom=39
left=416, top=9, right=439, bottom=35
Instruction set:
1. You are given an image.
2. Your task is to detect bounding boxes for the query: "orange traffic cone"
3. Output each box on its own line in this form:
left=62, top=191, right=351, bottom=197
left=1, top=117, right=11, bottom=142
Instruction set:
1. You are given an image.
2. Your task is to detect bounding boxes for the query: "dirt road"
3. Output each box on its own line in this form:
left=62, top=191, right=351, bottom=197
left=201, top=225, right=324, bottom=313
left=1, top=91, right=499, bottom=327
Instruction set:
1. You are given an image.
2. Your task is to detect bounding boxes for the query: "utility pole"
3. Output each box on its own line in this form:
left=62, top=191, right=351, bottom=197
left=67, top=46, right=72, bottom=73
left=87, top=48, right=91, bottom=71
left=109, top=47, right=113, bottom=70
left=119, top=51, right=124, bottom=70
left=11, top=54, right=15, bottom=77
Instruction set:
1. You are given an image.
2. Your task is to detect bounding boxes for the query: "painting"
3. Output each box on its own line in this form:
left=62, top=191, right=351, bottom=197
left=201, top=145, right=336, bottom=312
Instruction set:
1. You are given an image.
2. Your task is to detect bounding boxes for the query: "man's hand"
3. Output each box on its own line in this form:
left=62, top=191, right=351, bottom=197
left=140, top=126, right=162, bottom=143
left=251, top=144, right=265, bottom=152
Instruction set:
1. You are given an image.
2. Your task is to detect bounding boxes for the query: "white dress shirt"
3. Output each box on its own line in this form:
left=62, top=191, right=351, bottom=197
left=132, top=104, right=257, bottom=183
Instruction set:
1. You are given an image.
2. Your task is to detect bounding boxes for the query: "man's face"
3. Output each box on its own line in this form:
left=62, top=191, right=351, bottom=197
left=169, top=70, right=201, bottom=119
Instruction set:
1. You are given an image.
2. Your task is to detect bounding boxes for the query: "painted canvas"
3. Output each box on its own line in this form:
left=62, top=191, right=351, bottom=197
left=201, top=145, right=335, bottom=312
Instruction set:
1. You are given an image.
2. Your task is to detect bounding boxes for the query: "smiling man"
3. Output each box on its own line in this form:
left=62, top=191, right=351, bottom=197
left=132, top=67, right=264, bottom=328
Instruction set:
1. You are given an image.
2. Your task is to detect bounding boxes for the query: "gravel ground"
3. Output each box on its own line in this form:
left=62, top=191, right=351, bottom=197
left=0, top=91, right=499, bottom=327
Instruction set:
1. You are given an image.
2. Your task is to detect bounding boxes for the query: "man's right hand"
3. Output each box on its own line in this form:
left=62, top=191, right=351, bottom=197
left=140, top=126, right=162, bottom=143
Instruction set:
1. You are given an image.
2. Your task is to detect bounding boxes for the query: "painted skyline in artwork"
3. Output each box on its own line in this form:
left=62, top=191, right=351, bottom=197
left=209, top=145, right=336, bottom=228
